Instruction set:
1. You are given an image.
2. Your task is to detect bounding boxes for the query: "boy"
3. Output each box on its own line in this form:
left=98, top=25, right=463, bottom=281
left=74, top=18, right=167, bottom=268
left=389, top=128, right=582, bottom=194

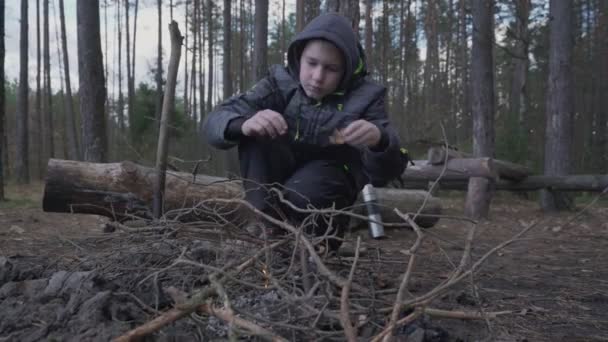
left=203, top=13, right=405, bottom=249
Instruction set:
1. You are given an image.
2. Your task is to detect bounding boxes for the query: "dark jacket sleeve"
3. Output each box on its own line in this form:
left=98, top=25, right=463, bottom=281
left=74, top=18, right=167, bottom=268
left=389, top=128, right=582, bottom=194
left=202, top=72, right=284, bottom=150
left=360, top=91, right=406, bottom=186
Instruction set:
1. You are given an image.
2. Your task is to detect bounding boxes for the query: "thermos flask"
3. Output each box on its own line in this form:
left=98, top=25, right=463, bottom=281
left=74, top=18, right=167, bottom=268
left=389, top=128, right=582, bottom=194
left=361, top=184, right=385, bottom=239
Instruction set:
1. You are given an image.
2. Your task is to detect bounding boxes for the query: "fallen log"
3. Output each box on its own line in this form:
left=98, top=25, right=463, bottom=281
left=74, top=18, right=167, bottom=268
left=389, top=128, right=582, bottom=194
left=400, top=175, right=608, bottom=192
left=43, top=159, right=441, bottom=228
left=427, top=147, right=533, bottom=181
left=405, top=158, right=497, bottom=181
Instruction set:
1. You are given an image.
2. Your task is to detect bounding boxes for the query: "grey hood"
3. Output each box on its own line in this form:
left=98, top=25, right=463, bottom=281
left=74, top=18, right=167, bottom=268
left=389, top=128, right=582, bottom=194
left=287, top=13, right=367, bottom=92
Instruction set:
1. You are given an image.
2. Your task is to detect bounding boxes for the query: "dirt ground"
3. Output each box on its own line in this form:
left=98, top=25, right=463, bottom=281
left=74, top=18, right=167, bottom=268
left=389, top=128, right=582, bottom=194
left=1, top=183, right=607, bottom=341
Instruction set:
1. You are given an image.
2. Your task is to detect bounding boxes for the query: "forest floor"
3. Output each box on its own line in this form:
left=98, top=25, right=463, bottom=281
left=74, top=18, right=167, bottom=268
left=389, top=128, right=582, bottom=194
left=1, top=182, right=607, bottom=341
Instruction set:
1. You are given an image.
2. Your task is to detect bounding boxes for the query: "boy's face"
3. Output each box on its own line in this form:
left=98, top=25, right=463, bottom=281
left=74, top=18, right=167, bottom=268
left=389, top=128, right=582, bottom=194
left=299, top=40, right=345, bottom=100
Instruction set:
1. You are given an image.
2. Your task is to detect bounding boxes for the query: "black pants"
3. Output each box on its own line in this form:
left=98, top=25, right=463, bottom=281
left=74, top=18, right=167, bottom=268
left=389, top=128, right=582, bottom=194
left=238, top=137, right=357, bottom=248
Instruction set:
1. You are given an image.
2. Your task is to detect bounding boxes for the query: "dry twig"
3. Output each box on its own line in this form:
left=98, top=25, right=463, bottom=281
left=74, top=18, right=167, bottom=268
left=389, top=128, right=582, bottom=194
left=340, top=237, right=361, bottom=342
left=383, top=211, right=424, bottom=341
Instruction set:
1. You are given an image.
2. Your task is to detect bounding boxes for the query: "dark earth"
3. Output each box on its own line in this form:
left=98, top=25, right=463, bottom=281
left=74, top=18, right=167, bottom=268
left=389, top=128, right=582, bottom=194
left=1, top=183, right=607, bottom=341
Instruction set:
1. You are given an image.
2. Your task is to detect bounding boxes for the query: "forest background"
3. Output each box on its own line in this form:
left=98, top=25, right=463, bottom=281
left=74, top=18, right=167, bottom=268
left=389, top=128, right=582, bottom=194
left=1, top=0, right=606, bottom=204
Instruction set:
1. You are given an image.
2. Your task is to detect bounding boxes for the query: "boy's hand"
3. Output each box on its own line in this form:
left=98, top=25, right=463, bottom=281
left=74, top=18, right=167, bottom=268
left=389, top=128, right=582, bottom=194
left=242, top=110, right=288, bottom=139
left=340, top=120, right=381, bottom=147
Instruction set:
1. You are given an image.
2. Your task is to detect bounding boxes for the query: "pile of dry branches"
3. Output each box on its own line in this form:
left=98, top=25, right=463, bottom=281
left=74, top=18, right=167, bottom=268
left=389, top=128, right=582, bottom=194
left=74, top=190, right=538, bottom=342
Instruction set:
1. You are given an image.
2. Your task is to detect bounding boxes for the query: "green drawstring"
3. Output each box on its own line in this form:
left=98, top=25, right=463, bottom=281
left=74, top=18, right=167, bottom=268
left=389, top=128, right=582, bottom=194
left=354, top=58, right=364, bottom=75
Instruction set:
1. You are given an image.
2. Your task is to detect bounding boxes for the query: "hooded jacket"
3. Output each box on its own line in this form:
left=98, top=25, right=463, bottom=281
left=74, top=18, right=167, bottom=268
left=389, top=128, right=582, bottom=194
left=203, top=13, right=405, bottom=188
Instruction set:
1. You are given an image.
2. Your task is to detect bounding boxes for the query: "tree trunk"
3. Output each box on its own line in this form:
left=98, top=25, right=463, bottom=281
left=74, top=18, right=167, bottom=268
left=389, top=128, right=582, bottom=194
left=364, top=0, right=373, bottom=75
left=53, top=18, right=68, bottom=160
left=508, top=0, right=530, bottom=162
left=456, top=0, right=470, bottom=145
left=35, top=0, right=43, bottom=179
left=253, top=0, right=268, bottom=81
left=103, top=0, right=108, bottom=94
left=183, top=0, right=188, bottom=118
left=423, top=0, right=440, bottom=129
left=394, top=0, right=405, bottom=125
left=380, top=0, right=388, bottom=84
left=540, top=0, right=575, bottom=211
left=326, top=0, right=359, bottom=35
left=117, top=1, right=124, bottom=133
left=43, top=159, right=442, bottom=228
left=59, top=0, right=80, bottom=161
left=281, top=0, right=286, bottom=56
left=16, top=0, right=29, bottom=184
left=155, top=0, right=163, bottom=128
left=223, top=0, right=232, bottom=99
left=131, top=0, right=139, bottom=132
left=296, top=0, right=304, bottom=33
left=444, top=0, right=456, bottom=143
left=206, top=0, right=214, bottom=115
left=578, top=0, right=593, bottom=171
left=77, top=0, right=108, bottom=163
left=238, top=0, right=246, bottom=90
left=190, top=0, right=198, bottom=124
left=125, top=0, right=135, bottom=139
left=402, top=2, right=415, bottom=140
left=593, top=0, right=608, bottom=172
left=249, top=0, right=253, bottom=86
left=1, top=124, right=5, bottom=181
left=0, top=0, right=5, bottom=197
left=304, top=0, right=320, bottom=26
left=464, top=0, right=495, bottom=219
left=43, top=0, right=54, bottom=160
left=223, top=0, right=239, bottom=175
left=153, top=22, right=183, bottom=218
left=201, top=0, right=208, bottom=131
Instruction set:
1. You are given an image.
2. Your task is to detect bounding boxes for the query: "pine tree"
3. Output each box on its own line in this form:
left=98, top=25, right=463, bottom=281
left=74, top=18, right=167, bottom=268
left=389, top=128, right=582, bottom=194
left=59, top=0, right=80, bottom=160
left=16, top=0, right=29, bottom=183
left=465, top=0, right=496, bottom=219
left=541, top=0, right=575, bottom=211
left=78, top=0, right=108, bottom=162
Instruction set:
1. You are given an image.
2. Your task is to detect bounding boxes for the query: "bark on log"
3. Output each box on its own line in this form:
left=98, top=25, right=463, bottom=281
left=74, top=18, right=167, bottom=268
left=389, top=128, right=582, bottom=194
left=351, top=188, right=441, bottom=228
left=427, top=147, right=533, bottom=181
left=43, top=159, right=441, bottom=228
left=405, top=158, right=497, bottom=181
left=43, top=159, right=244, bottom=223
left=401, top=175, right=608, bottom=192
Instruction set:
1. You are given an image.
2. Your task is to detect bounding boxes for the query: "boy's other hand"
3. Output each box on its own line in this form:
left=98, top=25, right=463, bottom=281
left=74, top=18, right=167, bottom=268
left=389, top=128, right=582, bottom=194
left=341, top=120, right=381, bottom=148
left=242, top=110, right=288, bottom=139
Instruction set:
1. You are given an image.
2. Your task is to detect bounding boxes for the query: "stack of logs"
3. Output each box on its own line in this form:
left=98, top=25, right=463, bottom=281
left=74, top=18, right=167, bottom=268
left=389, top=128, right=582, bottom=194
left=42, top=150, right=606, bottom=229
left=42, top=159, right=442, bottom=228
left=402, top=147, right=608, bottom=192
